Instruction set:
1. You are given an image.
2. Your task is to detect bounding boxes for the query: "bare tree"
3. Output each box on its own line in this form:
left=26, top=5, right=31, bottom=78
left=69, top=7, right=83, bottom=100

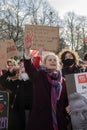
left=63, top=12, right=77, bottom=50
left=63, top=12, right=87, bottom=54
left=0, top=0, right=61, bottom=55
left=0, top=0, right=27, bottom=48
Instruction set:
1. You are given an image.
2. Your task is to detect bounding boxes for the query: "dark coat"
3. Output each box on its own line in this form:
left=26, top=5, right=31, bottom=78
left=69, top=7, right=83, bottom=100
left=57, top=78, right=70, bottom=130
left=24, top=58, right=68, bottom=130
left=62, top=64, right=83, bottom=77
left=61, top=64, right=82, bottom=130
left=0, top=71, right=33, bottom=130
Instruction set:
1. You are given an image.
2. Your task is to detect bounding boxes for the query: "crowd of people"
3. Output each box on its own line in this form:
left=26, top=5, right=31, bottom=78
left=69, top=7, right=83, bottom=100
left=0, top=33, right=87, bottom=130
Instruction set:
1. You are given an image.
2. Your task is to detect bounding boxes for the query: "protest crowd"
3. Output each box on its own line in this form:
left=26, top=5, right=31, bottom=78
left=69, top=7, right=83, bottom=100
left=0, top=25, right=87, bottom=130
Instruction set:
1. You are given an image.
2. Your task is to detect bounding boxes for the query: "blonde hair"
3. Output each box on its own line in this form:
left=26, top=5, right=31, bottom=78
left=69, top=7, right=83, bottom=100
left=7, top=58, right=18, bottom=66
left=42, top=52, right=60, bottom=71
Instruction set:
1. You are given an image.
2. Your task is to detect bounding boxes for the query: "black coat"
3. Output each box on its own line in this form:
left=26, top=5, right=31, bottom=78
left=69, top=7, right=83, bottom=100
left=24, top=58, right=69, bottom=130
left=62, top=64, right=83, bottom=77
left=0, top=71, right=33, bottom=130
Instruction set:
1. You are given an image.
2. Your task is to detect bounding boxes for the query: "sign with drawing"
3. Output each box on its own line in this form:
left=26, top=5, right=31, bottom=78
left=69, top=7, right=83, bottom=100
left=74, top=73, right=87, bottom=99
left=65, top=72, right=87, bottom=130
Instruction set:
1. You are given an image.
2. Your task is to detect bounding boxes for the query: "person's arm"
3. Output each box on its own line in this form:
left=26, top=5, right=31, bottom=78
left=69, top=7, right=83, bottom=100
left=24, top=33, right=39, bottom=81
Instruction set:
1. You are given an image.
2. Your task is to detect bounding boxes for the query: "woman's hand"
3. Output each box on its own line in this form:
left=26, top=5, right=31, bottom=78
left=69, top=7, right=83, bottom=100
left=66, top=105, right=71, bottom=115
left=24, top=33, right=33, bottom=56
left=24, top=33, right=33, bottom=50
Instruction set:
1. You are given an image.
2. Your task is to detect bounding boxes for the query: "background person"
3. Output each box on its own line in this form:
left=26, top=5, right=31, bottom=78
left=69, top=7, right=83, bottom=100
left=68, top=92, right=87, bottom=130
left=0, top=58, right=33, bottom=130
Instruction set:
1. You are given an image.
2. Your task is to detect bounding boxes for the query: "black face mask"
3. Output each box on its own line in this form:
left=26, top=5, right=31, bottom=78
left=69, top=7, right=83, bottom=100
left=62, top=59, right=75, bottom=66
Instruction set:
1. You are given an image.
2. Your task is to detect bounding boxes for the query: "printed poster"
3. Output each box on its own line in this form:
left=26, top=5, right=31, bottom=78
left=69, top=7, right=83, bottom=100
left=65, top=72, right=87, bottom=130
left=74, top=72, right=87, bottom=99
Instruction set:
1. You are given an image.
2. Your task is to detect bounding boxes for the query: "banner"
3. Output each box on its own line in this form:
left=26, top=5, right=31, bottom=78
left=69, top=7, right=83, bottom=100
left=65, top=72, right=87, bottom=130
left=25, top=25, right=59, bottom=52
left=0, top=91, right=9, bottom=130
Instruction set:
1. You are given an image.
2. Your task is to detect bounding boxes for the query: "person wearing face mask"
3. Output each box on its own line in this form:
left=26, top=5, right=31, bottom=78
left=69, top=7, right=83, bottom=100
left=19, top=63, right=29, bottom=81
left=58, top=49, right=83, bottom=77
left=0, top=59, right=33, bottom=130
left=59, top=49, right=84, bottom=130
left=17, top=64, right=33, bottom=130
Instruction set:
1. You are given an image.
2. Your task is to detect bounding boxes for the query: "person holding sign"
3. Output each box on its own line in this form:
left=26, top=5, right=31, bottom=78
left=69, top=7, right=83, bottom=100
left=23, top=33, right=69, bottom=130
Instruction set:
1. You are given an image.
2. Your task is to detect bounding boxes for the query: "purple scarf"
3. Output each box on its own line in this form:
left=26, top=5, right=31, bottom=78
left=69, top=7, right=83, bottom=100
left=47, top=71, right=62, bottom=130
left=40, top=67, right=62, bottom=130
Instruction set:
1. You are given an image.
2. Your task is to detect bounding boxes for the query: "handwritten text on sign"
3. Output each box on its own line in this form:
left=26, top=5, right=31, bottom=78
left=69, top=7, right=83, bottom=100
left=6, top=39, right=18, bottom=58
left=25, top=25, right=59, bottom=52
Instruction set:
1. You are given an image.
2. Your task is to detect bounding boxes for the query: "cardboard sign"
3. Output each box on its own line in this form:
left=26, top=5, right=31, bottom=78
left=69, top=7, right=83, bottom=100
left=0, top=41, right=7, bottom=69
left=25, top=25, right=59, bottom=52
left=5, top=39, right=19, bottom=59
left=65, top=73, right=87, bottom=130
left=0, top=91, right=9, bottom=130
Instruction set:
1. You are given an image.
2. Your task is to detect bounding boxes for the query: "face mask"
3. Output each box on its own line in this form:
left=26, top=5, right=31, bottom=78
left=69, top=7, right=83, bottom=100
left=19, top=73, right=29, bottom=81
left=62, top=59, right=75, bottom=66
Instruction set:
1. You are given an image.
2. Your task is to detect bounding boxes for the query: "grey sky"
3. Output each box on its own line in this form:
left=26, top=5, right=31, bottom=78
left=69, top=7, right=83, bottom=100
left=48, top=0, right=87, bottom=18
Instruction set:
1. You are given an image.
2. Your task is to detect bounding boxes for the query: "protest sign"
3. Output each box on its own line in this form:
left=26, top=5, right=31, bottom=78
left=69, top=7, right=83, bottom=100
left=65, top=72, right=87, bottom=130
left=30, top=49, right=52, bottom=58
left=5, top=39, right=19, bottom=59
left=0, top=91, right=9, bottom=130
left=30, top=49, right=55, bottom=65
left=65, top=72, right=87, bottom=98
left=0, top=41, right=7, bottom=69
left=25, top=25, right=59, bottom=52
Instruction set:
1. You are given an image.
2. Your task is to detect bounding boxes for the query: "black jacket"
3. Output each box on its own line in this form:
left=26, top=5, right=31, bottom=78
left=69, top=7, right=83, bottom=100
left=0, top=71, right=33, bottom=130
